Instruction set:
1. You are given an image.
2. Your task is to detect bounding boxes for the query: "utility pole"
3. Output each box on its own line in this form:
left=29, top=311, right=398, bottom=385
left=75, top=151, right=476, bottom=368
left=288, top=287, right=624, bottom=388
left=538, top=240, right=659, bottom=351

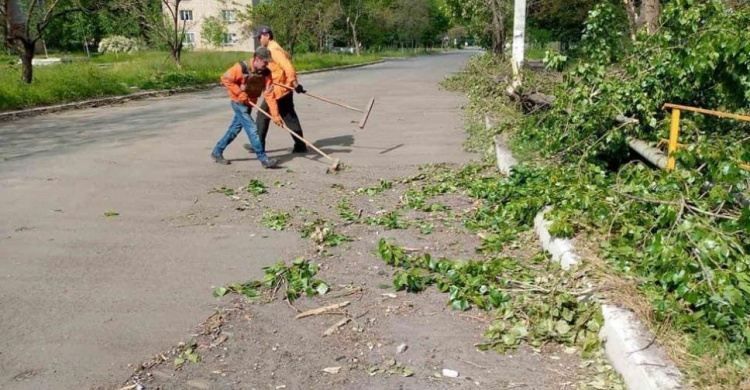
left=512, top=0, right=526, bottom=68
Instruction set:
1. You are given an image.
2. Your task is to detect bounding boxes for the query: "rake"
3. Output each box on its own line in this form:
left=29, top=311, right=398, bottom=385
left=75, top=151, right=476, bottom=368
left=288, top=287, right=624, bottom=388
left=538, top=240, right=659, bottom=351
left=274, top=83, right=375, bottom=129
left=246, top=100, right=342, bottom=173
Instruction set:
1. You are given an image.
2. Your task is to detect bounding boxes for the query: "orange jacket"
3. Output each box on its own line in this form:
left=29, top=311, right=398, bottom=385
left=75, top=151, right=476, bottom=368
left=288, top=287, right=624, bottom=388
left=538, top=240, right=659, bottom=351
left=267, top=40, right=297, bottom=100
left=221, top=60, right=279, bottom=117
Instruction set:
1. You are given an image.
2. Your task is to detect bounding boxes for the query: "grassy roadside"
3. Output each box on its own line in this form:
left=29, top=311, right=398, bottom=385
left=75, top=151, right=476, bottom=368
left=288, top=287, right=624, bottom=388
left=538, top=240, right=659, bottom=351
left=0, top=50, right=420, bottom=112
left=442, top=49, right=749, bottom=389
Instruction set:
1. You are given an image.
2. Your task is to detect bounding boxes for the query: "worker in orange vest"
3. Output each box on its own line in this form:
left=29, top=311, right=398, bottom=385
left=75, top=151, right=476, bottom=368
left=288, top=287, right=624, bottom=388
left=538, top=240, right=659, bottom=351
left=212, top=47, right=282, bottom=168
left=249, top=26, right=307, bottom=155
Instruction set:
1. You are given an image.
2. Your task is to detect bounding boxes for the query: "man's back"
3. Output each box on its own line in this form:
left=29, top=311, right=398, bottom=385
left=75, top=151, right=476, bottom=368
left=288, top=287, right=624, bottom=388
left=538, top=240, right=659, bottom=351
left=266, top=40, right=296, bottom=99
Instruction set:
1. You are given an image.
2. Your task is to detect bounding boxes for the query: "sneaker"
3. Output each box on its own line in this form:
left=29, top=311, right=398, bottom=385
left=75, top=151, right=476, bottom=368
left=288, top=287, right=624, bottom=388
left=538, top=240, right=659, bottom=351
left=243, top=143, right=255, bottom=153
left=292, top=145, right=308, bottom=154
left=211, top=153, right=230, bottom=165
left=261, top=158, right=280, bottom=169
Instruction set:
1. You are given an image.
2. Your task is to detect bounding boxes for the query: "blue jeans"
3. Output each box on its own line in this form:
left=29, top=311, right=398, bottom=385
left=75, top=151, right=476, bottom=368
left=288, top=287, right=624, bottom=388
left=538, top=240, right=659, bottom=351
left=213, top=101, right=268, bottom=163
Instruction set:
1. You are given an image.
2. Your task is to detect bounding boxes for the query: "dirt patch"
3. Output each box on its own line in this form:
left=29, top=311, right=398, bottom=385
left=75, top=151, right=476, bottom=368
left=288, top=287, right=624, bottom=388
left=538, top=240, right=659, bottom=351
left=119, top=168, right=586, bottom=390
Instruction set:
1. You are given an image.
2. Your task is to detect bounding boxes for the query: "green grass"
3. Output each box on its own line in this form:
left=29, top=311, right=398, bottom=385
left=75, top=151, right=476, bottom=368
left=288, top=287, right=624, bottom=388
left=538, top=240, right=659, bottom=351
left=0, top=50, right=392, bottom=112
left=526, top=47, right=548, bottom=60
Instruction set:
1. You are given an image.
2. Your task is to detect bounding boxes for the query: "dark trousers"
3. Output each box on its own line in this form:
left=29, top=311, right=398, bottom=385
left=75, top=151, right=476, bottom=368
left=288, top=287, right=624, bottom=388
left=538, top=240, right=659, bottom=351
left=256, top=93, right=305, bottom=151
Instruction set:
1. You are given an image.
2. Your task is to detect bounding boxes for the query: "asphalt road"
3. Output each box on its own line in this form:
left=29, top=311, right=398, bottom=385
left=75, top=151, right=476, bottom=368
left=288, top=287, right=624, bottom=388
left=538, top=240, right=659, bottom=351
left=0, top=50, right=477, bottom=389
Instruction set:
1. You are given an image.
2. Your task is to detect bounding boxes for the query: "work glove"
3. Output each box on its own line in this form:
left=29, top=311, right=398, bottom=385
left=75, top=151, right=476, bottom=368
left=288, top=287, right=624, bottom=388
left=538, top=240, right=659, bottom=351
left=294, top=84, right=306, bottom=94
left=272, top=114, right=284, bottom=127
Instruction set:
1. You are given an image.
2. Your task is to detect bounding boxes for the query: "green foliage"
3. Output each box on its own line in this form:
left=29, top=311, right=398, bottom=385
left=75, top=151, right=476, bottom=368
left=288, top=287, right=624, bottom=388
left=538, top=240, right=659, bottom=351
left=243, top=0, right=450, bottom=55
left=264, top=258, right=329, bottom=302
left=301, top=219, right=352, bottom=248
left=140, top=70, right=199, bottom=90
left=439, top=4, right=750, bottom=379
left=419, top=222, right=434, bottom=235
left=367, top=358, right=415, bottom=377
left=212, top=185, right=235, bottom=196
left=246, top=179, right=267, bottom=196
left=261, top=211, right=291, bottom=231
left=336, top=197, right=361, bottom=222
left=578, top=2, right=629, bottom=64
left=0, top=51, right=387, bottom=112
left=542, top=50, right=568, bottom=71
left=393, top=268, right=435, bottom=293
left=366, top=210, right=409, bottom=229
left=214, top=257, right=328, bottom=303
left=527, top=0, right=605, bottom=45
left=174, top=342, right=200, bottom=367
left=376, top=239, right=606, bottom=356
left=356, top=179, right=392, bottom=195
left=521, top=0, right=750, bottom=166
left=200, top=16, right=229, bottom=49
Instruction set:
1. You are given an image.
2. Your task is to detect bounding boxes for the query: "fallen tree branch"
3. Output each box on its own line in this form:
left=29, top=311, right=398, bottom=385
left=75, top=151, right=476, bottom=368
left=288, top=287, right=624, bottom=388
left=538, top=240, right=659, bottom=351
left=323, top=318, right=351, bottom=337
left=296, top=301, right=351, bottom=319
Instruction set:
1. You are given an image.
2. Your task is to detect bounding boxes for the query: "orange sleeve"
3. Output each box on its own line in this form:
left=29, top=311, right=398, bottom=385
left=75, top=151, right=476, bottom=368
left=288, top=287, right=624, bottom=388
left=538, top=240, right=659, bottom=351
left=264, top=76, right=280, bottom=117
left=221, top=63, right=243, bottom=97
left=270, top=48, right=296, bottom=85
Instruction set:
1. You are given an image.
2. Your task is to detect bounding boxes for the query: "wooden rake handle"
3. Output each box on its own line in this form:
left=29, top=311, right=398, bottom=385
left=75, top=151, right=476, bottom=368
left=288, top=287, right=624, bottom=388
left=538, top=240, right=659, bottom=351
left=273, top=83, right=364, bottom=113
left=245, top=100, right=336, bottom=163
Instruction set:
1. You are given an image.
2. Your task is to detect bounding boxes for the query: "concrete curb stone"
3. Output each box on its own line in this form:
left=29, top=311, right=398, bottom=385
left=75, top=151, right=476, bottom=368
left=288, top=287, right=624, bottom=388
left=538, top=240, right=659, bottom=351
left=488, top=116, right=683, bottom=389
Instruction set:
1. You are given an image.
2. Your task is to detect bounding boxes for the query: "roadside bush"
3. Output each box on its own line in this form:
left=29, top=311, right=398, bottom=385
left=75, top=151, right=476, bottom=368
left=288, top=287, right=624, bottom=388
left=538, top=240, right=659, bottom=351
left=98, top=36, right=143, bottom=55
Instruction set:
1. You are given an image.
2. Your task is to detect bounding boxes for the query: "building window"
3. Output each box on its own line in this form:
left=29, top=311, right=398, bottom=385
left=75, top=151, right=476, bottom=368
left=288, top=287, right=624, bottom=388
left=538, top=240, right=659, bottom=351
left=179, top=10, right=193, bottom=21
left=183, top=32, right=195, bottom=46
left=223, top=33, right=238, bottom=46
left=221, top=10, right=236, bottom=23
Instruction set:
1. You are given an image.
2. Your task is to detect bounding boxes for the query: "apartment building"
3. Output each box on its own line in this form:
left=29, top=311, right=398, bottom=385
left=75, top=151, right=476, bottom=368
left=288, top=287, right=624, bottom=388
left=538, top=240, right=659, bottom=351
left=175, top=0, right=260, bottom=52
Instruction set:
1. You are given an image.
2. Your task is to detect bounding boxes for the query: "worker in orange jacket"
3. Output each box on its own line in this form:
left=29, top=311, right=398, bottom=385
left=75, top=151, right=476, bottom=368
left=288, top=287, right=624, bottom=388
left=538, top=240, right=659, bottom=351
left=249, top=26, right=307, bottom=154
left=212, top=47, right=282, bottom=168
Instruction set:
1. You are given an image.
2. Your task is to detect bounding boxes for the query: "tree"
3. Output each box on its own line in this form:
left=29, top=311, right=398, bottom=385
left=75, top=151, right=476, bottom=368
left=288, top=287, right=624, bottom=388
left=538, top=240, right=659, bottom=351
left=527, top=0, right=599, bottom=45
left=1, top=0, right=103, bottom=83
left=392, top=0, right=431, bottom=49
left=310, top=0, right=341, bottom=52
left=445, top=0, right=509, bottom=57
left=201, top=15, right=227, bottom=49
left=338, top=0, right=376, bottom=56
left=240, top=0, right=316, bottom=57
left=623, top=0, right=660, bottom=41
left=116, top=0, right=188, bottom=68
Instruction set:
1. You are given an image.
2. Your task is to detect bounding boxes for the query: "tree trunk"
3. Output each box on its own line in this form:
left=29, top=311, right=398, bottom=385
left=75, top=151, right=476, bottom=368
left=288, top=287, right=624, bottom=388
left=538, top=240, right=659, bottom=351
left=638, top=0, right=660, bottom=35
left=351, top=22, right=361, bottom=56
left=623, top=0, right=638, bottom=41
left=171, top=45, right=183, bottom=69
left=489, top=0, right=506, bottom=58
left=21, top=42, right=35, bottom=84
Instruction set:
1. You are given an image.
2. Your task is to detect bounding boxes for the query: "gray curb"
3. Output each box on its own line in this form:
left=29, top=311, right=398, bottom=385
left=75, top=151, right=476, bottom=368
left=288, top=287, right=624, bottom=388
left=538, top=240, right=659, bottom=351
left=533, top=207, right=580, bottom=270
left=488, top=116, right=684, bottom=389
left=0, top=60, right=386, bottom=123
left=295, top=59, right=384, bottom=75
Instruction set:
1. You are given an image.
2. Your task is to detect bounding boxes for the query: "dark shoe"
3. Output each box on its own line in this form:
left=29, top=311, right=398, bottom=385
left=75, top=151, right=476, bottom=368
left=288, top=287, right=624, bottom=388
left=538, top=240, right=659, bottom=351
left=243, top=143, right=255, bottom=153
left=261, top=158, right=280, bottom=169
left=211, top=153, right=230, bottom=165
left=292, top=145, right=308, bottom=154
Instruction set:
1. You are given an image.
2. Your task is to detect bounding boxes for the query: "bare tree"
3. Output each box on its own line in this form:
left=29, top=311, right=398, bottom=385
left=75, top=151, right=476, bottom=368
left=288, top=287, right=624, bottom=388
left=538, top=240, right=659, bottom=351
left=2, top=0, right=102, bottom=83
left=339, top=0, right=371, bottom=56
left=116, top=0, right=188, bottom=68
